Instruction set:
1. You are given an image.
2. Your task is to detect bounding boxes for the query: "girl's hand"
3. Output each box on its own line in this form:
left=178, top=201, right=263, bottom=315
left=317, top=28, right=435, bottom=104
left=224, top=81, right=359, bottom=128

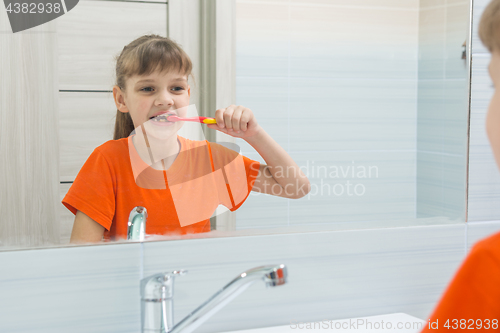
left=206, top=105, right=262, bottom=139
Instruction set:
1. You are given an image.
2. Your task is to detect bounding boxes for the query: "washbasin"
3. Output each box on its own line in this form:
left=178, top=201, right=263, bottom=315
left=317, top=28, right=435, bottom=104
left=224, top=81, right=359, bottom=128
left=221, top=313, right=425, bottom=333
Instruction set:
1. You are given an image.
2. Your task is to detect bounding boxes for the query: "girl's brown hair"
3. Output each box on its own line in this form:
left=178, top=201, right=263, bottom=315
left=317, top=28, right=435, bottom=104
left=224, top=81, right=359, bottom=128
left=479, top=0, right=500, bottom=52
left=113, top=34, right=193, bottom=140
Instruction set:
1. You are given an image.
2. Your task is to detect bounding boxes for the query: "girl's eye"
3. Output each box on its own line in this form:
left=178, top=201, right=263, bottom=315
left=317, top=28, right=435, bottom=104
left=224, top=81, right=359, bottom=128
left=172, top=86, right=184, bottom=92
left=141, top=87, right=154, bottom=92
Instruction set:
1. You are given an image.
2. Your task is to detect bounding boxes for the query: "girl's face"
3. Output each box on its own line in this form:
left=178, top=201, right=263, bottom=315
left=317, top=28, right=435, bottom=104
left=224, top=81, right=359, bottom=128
left=113, top=69, right=191, bottom=137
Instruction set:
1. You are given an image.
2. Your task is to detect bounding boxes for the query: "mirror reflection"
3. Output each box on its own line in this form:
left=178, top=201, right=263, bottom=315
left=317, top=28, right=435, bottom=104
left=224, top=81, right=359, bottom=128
left=0, top=0, right=471, bottom=250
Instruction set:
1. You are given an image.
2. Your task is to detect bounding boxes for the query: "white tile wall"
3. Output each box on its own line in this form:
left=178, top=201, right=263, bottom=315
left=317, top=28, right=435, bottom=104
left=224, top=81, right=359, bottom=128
left=236, top=0, right=469, bottom=227
left=288, top=151, right=416, bottom=225
left=235, top=77, right=289, bottom=154
left=467, top=220, right=500, bottom=249
left=288, top=3, right=418, bottom=79
left=416, top=0, right=469, bottom=80
left=288, top=78, right=417, bottom=152
left=472, top=0, right=489, bottom=54
left=418, top=5, right=447, bottom=80
left=416, top=80, right=468, bottom=155
left=236, top=1, right=289, bottom=78
left=445, top=1, right=470, bottom=79
left=0, top=243, right=142, bottom=333
left=235, top=148, right=417, bottom=230
left=0, top=224, right=467, bottom=332
left=416, top=0, right=469, bottom=220
left=416, top=151, right=467, bottom=220
left=290, top=0, right=420, bottom=7
left=142, top=224, right=466, bottom=333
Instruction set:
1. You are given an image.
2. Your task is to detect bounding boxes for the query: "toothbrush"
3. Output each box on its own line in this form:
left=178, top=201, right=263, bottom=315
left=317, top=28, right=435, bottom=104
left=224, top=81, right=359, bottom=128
left=166, top=115, right=217, bottom=124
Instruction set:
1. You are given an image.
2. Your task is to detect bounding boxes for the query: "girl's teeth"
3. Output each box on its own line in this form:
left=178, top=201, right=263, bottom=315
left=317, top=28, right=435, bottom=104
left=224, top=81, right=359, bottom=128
left=151, top=115, right=171, bottom=122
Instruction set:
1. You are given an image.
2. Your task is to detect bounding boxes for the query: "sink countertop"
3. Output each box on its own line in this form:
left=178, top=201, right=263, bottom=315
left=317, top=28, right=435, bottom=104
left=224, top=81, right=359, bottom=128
left=222, top=313, right=426, bottom=333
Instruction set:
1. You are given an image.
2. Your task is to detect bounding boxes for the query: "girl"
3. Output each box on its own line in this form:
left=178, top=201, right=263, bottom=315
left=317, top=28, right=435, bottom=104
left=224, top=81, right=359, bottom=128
left=64, top=34, right=310, bottom=243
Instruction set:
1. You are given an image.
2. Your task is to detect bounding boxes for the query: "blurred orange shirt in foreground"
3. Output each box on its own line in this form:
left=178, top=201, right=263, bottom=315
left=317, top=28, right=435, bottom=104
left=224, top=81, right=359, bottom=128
left=421, top=232, right=500, bottom=332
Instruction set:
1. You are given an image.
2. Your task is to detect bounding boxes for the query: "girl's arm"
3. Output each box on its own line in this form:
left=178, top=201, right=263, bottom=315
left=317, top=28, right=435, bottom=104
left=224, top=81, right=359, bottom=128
left=70, top=210, right=105, bottom=244
left=207, top=105, right=310, bottom=199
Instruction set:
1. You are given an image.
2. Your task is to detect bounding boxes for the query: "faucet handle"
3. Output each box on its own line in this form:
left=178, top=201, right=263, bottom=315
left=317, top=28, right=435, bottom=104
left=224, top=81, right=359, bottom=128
left=141, top=270, right=187, bottom=300
left=171, top=269, right=187, bottom=277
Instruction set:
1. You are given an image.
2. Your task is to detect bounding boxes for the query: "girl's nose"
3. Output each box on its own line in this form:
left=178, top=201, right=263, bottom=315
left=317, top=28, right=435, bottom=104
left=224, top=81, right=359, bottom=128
left=154, top=89, right=174, bottom=107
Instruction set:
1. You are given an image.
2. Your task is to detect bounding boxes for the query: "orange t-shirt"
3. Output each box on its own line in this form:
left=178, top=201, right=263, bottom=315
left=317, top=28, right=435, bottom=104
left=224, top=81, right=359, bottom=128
left=421, top=231, right=500, bottom=332
left=62, top=135, right=260, bottom=240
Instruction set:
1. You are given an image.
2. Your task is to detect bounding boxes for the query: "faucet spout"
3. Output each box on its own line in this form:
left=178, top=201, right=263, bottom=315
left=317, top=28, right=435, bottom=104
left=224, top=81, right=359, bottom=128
left=168, top=264, right=287, bottom=333
left=127, top=206, right=147, bottom=241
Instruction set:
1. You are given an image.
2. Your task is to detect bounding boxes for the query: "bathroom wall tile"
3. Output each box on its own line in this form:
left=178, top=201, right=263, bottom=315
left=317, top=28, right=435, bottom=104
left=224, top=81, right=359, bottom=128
left=236, top=1, right=289, bottom=78
left=233, top=152, right=289, bottom=229
left=417, top=0, right=470, bottom=224
left=447, top=0, right=469, bottom=4
left=142, top=224, right=466, bottom=332
left=59, top=92, right=116, bottom=181
left=58, top=0, right=167, bottom=91
left=420, top=0, right=447, bottom=8
left=59, top=183, right=74, bottom=244
left=289, top=3, right=418, bottom=79
left=416, top=151, right=467, bottom=221
left=289, top=78, right=416, bottom=152
left=236, top=191, right=289, bottom=229
left=0, top=243, right=141, bottom=333
left=418, top=6, right=446, bottom=80
left=290, top=0, right=419, bottom=7
left=419, top=1, right=470, bottom=80
left=0, top=2, right=8, bottom=32
left=442, top=79, right=470, bottom=153
left=288, top=151, right=416, bottom=225
left=417, top=80, right=445, bottom=153
left=472, top=0, right=489, bottom=55
left=417, top=80, right=469, bottom=155
left=122, top=0, right=166, bottom=2
left=467, top=221, right=500, bottom=250
left=469, top=54, right=493, bottom=153
left=468, top=150, right=500, bottom=221
left=444, top=1, right=470, bottom=79
left=468, top=54, right=500, bottom=221
left=235, top=77, right=289, bottom=154
left=1, top=8, right=60, bottom=247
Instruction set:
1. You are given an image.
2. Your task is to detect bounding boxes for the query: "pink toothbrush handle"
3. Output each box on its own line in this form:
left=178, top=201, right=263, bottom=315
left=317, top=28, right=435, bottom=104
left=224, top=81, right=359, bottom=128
left=167, top=116, right=217, bottom=124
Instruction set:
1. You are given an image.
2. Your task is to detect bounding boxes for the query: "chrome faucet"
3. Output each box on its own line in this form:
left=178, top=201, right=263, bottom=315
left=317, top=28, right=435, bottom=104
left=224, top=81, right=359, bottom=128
left=140, top=264, right=288, bottom=333
left=141, top=270, right=187, bottom=332
left=128, top=206, right=147, bottom=241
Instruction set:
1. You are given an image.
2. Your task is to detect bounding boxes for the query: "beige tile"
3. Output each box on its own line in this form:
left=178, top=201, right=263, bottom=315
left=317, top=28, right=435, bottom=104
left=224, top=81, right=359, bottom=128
left=59, top=183, right=74, bottom=244
left=59, top=92, right=116, bottom=181
left=290, top=0, right=419, bottom=9
left=58, top=1, right=167, bottom=90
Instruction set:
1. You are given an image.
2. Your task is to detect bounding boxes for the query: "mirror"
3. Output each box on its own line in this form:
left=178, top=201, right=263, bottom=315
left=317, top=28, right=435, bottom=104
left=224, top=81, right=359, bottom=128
left=0, top=0, right=471, bottom=250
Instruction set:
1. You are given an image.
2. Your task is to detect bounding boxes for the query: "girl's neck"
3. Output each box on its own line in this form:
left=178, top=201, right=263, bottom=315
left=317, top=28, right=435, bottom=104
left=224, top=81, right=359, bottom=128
left=133, top=133, right=181, bottom=171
